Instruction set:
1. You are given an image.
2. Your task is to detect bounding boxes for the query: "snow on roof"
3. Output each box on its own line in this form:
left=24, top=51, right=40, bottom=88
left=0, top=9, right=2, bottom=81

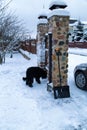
left=48, top=9, right=69, bottom=19
left=49, top=0, right=67, bottom=9
left=38, top=12, right=47, bottom=19
left=37, top=18, right=48, bottom=25
left=38, top=8, right=48, bottom=19
left=69, top=21, right=78, bottom=26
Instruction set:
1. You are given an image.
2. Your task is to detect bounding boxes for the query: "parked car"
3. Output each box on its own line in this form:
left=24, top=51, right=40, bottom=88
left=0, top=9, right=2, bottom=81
left=74, top=63, right=87, bottom=90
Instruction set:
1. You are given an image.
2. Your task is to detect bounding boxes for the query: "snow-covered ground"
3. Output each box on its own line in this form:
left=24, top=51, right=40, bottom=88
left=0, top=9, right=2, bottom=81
left=0, top=48, right=87, bottom=130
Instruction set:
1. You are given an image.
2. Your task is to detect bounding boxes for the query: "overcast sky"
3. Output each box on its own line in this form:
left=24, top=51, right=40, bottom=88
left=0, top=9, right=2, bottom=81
left=8, top=0, right=87, bottom=37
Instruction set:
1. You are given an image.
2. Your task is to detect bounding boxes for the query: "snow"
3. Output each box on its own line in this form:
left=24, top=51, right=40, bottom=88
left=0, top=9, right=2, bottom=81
left=0, top=48, right=87, bottom=130
left=38, top=11, right=47, bottom=18
left=49, top=0, right=67, bottom=9
left=48, top=9, right=69, bottom=19
left=36, top=41, right=46, bottom=66
left=37, top=11, right=48, bottom=25
left=37, top=19, right=48, bottom=25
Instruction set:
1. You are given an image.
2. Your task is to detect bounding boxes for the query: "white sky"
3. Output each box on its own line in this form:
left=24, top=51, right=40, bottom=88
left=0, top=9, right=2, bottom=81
left=8, top=0, right=87, bottom=36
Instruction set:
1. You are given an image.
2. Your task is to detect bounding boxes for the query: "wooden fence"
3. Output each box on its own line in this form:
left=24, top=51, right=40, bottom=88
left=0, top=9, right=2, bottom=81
left=21, top=41, right=87, bottom=54
left=69, top=42, right=87, bottom=49
left=21, top=39, right=37, bottom=54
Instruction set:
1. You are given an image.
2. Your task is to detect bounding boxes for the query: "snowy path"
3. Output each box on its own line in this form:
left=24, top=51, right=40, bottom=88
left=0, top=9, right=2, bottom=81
left=0, top=51, right=87, bottom=130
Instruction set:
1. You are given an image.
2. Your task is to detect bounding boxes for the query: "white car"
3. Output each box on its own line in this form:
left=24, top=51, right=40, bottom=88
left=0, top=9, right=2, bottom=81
left=74, top=63, right=87, bottom=90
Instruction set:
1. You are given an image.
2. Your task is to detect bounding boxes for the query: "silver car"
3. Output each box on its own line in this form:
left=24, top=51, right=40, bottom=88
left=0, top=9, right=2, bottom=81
left=74, top=63, right=87, bottom=90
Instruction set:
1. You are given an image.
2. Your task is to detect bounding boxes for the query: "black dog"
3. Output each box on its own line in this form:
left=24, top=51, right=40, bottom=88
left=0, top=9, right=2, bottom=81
left=23, top=67, right=47, bottom=87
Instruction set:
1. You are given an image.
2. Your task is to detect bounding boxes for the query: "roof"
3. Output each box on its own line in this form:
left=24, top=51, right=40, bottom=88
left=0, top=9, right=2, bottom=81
left=69, top=19, right=77, bottom=24
left=49, top=0, right=67, bottom=10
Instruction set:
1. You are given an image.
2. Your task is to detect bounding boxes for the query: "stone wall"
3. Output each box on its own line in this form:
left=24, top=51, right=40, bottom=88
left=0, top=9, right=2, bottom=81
left=37, top=24, right=48, bottom=41
left=48, top=16, right=69, bottom=87
left=37, top=23, right=48, bottom=68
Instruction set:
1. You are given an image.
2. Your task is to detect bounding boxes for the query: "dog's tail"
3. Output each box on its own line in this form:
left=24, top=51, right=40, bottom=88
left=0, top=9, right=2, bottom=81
left=23, top=77, right=27, bottom=81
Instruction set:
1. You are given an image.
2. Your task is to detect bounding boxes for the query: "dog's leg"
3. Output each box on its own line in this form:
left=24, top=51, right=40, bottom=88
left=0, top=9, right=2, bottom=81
left=26, top=79, right=29, bottom=85
left=28, top=77, right=33, bottom=87
left=35, top=77, right=41, bottom=84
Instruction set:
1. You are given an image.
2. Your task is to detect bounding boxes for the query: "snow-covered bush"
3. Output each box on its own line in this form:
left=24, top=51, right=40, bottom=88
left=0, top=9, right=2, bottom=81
left=69, top=20, right=87, bottom=42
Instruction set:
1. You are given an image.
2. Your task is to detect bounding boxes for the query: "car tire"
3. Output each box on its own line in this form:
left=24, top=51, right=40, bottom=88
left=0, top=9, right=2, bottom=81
left=75, top=71, right=87, bottom=90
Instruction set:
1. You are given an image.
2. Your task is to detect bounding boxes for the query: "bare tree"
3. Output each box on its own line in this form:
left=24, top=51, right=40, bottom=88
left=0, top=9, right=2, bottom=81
left=0, top=0, right=27, bottom=63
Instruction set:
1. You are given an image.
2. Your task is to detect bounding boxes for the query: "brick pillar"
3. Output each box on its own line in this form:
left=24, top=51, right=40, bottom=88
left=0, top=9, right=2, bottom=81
left=37, top=15, right=48, bottom=68
left=48, top=6, right=70, bottom=98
